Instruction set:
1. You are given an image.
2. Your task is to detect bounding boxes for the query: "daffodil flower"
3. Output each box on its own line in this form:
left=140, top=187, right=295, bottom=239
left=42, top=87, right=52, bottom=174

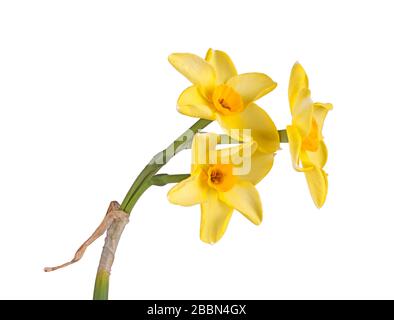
left=286, top=63, right=333, bottom=208
left=168, top=49, right=279, bottom=154
left=168, top=133, right=272, bottom=244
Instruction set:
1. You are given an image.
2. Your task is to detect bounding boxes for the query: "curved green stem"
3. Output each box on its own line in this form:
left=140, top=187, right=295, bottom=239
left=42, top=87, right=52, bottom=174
left=150, top=173, right=190, bottom=186
left=124, top=178, right=153, bottom=213
left=92, top=119, right=212, bottom=300
left=120, top=119, right=212, bottom=213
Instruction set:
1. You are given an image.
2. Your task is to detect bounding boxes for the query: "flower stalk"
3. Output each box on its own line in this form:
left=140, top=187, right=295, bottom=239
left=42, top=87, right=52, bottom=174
left=92, top=119, right=212, bottom=300
left=278, top=129, right=289, bottom=143
left=150, top=174, right=191, bottom=186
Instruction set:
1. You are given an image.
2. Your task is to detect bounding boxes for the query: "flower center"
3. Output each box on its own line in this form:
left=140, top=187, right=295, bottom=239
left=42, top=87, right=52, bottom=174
left=302, top=119, right=319, bottom=151
left=212, top=85, right=244, bottom=115
left=207, top=164, right=236, bottom=192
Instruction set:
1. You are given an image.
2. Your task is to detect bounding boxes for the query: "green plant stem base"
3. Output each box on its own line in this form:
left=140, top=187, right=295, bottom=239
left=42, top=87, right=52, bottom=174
left=93, top=269, right=110, bottom=300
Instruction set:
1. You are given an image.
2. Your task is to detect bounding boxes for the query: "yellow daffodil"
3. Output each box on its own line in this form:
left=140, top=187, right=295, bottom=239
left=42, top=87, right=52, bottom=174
left=168, top=49, right=279, bottom=154
left=168, top=133, right=272, bottom=244
left=287, top=62, right=333, bottom=208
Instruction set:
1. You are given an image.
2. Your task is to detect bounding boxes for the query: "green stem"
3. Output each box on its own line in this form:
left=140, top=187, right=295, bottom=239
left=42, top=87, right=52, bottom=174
left=120, top=119, right=212, bottom=213
left=93, top=270, right=110, bottom=300
left=278, top=129, right=288, bottom=143
left=124, top=178, right=153, bottom=213
left=150, top=173, right=190, bottom=186
left=93, top=119, right=212, bottom=300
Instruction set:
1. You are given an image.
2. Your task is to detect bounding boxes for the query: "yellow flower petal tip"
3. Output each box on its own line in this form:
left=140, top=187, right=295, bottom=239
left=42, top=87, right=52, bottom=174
left=306, top=168, right=328, bottom=209
left=205, top=48, right=238, bottom=84
left=168, top=133, right=269, bottom=244
left=289, top=62, right=309, bottom=110
left=287, top=64, right=332, bottom=208
left=168, top=52, right=216, bottom=96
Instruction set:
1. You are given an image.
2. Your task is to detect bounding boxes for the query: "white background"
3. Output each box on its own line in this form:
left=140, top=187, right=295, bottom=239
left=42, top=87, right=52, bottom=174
left=0, top=0, right=393, bottom=300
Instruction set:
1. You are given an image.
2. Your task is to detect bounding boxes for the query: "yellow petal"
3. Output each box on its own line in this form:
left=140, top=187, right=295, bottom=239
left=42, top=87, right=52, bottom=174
left=313, top=102, right=333, bottom=138
left=226, top=73, right=277, bottom=106
left=200, top=189, right=233, bottom=244
left=286, top=125, right=313, bottom=172
left=302, top=140, right=328, bottom=169
left=216, top=140, right=256, bottom=166
left=168, top=53, right=216, bottom=97
left=177, top=86, right=216, bottom=120
left=213, top=142, right=273, bottom=185
left=167, top=172, right=207, bottom=206
left=303, top=167, right=328, bottom=208
left=288, top=62, right=309, bottom=111
left=191, top=133, right=218, bottom=170
left=217, top=103, right=280, bottom=154
left=292, top=88, right=313, bottom=137
left=219, top=180, right=262, bottom=225
left=236, top=150, right=274, bottom=185
left=205, top=48, right=237, bottom=85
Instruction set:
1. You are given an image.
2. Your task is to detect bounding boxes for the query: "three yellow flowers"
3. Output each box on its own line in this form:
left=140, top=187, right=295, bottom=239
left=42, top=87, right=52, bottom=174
left=168, top=49, right=332, bottom=244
